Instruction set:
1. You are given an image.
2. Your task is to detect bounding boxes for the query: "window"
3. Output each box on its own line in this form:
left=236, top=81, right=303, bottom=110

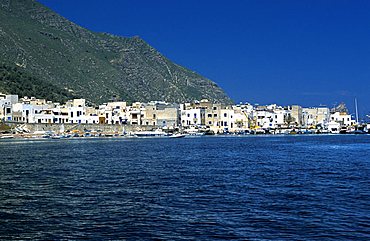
left=213, top=107, right=217, bottom=110
left=208, top=114, right=212, bottom=117
left=187, top=114, right=190, bottom=117
left=224, top=113, right=227, bottom=117
left=214, top=114, right=218, bottom=117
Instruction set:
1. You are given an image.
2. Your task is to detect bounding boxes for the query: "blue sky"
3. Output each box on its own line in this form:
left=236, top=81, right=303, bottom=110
left=39, top=0, right=370, bottom=119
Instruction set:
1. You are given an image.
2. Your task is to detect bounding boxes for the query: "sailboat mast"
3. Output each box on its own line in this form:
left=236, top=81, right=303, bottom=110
left=355, top=98, right=359, bottom=124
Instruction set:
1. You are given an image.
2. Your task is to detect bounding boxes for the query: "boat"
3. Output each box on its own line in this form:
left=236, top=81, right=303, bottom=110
left=134, top=129, right=170, bottom=137
left=327, top=121, right=340, bottom=134
left=184, top=127, right=205, bottom=136
left=169, top=133, right=186, bottom=138
left=0, top=134, right=14, bottom=139
left=251, top=128, right=266, bottom=135
left=187, top=132, right=205, bottom=136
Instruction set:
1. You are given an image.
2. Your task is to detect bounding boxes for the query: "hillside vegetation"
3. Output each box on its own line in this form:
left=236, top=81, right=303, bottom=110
left=0, top=63, right=76, bottom=102
left=0, top=0, right=232, bottom=104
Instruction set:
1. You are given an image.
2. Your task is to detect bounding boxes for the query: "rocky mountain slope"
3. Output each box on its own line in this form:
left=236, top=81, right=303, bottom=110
left=0, top=0, right=232, bottom=104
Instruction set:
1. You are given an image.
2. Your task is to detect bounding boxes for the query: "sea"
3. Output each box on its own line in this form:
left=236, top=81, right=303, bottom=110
left=0, top=135, right=369, bottom=240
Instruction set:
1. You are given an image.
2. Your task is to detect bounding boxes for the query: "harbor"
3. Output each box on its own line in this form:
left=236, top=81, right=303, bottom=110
left=1, top=94, right=370, bottom=140
left=1, top=122, right=369, bottom=140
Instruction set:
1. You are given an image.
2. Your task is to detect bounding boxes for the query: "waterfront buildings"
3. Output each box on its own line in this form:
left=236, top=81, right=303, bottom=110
left=0, top=92, right=360, bottom=134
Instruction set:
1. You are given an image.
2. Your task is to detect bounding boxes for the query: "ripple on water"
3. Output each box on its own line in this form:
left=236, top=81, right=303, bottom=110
left=0, top=135, right=369, bottom=240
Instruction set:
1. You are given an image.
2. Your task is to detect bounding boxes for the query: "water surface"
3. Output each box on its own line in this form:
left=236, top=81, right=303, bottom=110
left=1, top=135, right=369, bottom=240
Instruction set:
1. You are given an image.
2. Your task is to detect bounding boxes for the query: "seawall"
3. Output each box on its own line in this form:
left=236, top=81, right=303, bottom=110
left=9, top=123, right=158, bottom=134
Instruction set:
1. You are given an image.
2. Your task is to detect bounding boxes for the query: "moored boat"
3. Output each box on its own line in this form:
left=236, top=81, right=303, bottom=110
left=134, top=129, right=170, bottom=137
left=0, top=134, right=14, bottom=139
left=169, top=133, right=186, bottom=138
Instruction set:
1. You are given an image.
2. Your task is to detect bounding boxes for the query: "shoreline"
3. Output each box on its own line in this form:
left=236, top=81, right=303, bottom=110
left=1, top=132, right=369, bottom=141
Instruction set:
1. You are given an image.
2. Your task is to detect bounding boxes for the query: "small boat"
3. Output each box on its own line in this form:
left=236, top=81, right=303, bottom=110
left=251, top=128, right=266, bottom=135
left=169, top=133, right=186, bottom=138
left=134, top=130, right=170, bottom=137
left=0, top=134, right=14, bottom=139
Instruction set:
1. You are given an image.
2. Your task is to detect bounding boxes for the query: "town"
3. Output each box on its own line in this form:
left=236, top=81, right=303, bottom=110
left=0, top=93, right=369, bottom=138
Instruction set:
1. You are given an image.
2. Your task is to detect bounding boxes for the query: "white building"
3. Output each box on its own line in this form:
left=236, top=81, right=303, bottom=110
left=217, top=108, right=236, bottom=132
left=12, top=102, right=35, bottom=123
left=180, top=106, right=206, bottom=127
left=12, top=100, right=55, bottom=124
left=330, top=112, right=354, bottom=127
left=0, top=94, right=18, bottom=121
left=248, top=105, right=290, bottom=132
left=66, top=99, right=87, bottom=124
left=85, top=106, right=100, bottom=124
left=126, top=102, right=143, bottom=125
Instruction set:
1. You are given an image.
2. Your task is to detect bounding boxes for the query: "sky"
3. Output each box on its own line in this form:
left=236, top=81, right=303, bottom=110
left=38, top=0, right=370, bottom=119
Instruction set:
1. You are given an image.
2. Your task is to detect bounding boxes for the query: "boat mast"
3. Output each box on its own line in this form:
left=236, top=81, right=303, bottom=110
left=355, top=98, right=359, bottom=124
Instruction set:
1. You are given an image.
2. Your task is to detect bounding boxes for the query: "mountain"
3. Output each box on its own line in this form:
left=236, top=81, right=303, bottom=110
left=0, top=0, right=232, bottom=104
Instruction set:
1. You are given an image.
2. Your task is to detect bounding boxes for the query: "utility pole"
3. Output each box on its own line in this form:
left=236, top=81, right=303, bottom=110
left=355, top=98, right=359, bottom=124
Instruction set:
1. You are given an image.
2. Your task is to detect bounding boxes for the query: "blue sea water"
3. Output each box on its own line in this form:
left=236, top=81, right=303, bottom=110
left=0, top=135, right=369, bottom=240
